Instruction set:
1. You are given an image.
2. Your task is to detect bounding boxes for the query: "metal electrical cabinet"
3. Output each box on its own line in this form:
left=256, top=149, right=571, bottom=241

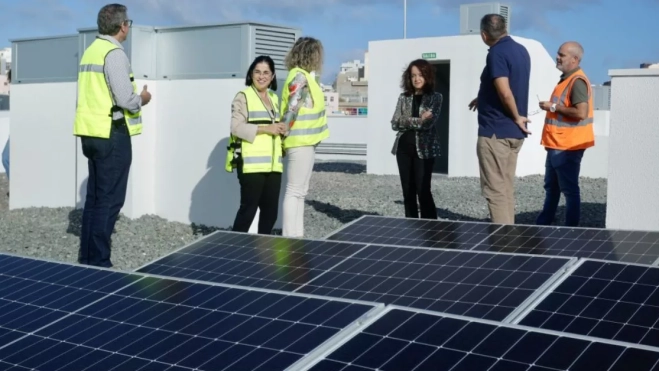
left=11, top=21, right=301, bottom=85
left=10, top=34, right=79, bottom=84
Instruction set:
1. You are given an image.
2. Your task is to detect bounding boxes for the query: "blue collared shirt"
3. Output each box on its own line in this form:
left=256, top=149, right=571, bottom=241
left=477, top=35, right=531, bottom=139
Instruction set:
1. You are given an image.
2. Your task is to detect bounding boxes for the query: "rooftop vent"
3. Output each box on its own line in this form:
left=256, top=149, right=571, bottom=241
left=460, top=2, right=511, bottom=35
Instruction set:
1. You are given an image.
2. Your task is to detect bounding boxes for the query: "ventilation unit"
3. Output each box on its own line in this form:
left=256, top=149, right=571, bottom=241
left=460, top=2, right=511, bottom=35
left=252, top=26, right=298, bottom=76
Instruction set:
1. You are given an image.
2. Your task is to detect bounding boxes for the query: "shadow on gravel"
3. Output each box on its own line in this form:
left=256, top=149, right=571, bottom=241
left=191, top=223, right=223, bottom=236
left=313, top=162, right=366, bottom=174
left=67, top=209, right=125, bottom=237
left=515, top=202, right=606, bottom=228
left=306, top=200, right=380, bottom=224
left=394, top=201, right=606, bottom=228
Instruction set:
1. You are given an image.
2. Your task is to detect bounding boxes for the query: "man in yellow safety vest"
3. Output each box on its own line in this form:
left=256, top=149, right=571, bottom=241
left=73, top=3, right=152, bottom=268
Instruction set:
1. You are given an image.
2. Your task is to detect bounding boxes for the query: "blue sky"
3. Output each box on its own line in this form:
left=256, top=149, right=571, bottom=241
left=2, top=0, right=658, bottom=84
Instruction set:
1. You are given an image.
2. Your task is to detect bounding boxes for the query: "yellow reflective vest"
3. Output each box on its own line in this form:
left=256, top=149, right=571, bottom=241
left=225, top=87, right=283, bottom=174
left=281, top=67, right=329, bottom=149
left=73, top=38, right=142, bottom=138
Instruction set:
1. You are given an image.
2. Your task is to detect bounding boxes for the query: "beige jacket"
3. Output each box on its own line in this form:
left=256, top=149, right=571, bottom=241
left=230, top=93, right=259, bottom=143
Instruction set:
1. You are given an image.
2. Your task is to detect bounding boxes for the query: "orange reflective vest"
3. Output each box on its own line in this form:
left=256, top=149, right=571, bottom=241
left=540, top=68, right=595, bottom=150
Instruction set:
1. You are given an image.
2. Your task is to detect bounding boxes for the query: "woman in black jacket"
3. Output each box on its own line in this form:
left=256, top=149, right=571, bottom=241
left=390, top=59, right=443, bottom=219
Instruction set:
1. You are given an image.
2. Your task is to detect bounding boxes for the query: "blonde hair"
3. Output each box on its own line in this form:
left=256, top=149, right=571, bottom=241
left=284, top=36, right=324, bottom=73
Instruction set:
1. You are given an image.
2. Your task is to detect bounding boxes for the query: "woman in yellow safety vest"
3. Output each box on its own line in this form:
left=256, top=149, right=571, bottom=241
left=225, top=56, right=287, bottom=234
left=280, top=37, right=330, bottom=237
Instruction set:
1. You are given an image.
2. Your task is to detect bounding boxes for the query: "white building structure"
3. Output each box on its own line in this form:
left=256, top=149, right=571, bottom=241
left=9, top=16, right=645, bottom=231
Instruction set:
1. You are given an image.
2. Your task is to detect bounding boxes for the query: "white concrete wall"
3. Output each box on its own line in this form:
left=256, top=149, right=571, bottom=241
left=316, top=116, right=367, bottom=161
left=0, top=111, right=8, bottom=175
left=606, top=69, right=659, bottom=231
left=9, top=83, right=78, bottom=208
left=153, top=79, right=254, bottom=229
left=7, top=78, right=368, bottom=230
left=366, top=34, right=609, bottom=178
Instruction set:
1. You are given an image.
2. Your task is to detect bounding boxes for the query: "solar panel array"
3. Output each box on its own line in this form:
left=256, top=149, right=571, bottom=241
left=517, top=259, right=659, bottom=348
left=137, top=231, right=574, bottom=321
left=0, top=254, right=382, bottom=370
left=304, top=306, right=659, bottom=371
left=5, top=212, right=659, bottom=370
left=327, top=215, right=659, bottom=265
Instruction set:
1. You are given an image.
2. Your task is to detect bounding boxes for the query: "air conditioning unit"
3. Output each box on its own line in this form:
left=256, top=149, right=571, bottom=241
left=460, top=2, right=511, bottom=35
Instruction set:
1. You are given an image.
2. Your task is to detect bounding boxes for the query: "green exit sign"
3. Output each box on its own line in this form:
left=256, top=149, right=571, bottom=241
left=422, top=52, right=436, bottom=59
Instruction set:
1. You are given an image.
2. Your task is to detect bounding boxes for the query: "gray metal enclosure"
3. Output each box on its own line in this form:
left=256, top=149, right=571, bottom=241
left=10, top=22, right=301, bottom=89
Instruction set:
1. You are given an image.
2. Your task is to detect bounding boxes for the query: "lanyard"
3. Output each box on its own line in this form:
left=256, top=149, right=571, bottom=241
left=251, top=86, right=276, bottom=124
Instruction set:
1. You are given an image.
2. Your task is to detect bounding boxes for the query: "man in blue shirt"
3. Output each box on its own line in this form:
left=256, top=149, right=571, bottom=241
left=468, top=13, right=531, bottom=225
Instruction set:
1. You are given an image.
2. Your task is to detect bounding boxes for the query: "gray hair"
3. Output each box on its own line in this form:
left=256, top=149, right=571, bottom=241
left=480, top=14, right=507, bottom=40
left=97, top=4, right=128, bottom=36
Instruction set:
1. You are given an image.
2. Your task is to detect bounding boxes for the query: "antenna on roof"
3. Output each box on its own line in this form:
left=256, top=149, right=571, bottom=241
left=403, top=0, right=407, bottom=39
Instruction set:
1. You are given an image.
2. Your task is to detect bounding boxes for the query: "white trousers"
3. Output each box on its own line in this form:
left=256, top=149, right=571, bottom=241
left=282, top=145, right=316, bottom=237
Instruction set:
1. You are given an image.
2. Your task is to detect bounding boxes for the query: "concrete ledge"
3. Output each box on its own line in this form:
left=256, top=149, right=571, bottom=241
left=609, top=68, right=659, bottom=77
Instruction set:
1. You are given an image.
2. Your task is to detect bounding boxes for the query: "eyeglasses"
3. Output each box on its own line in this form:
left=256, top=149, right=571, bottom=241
left=125, top=19, right=133, bottom=27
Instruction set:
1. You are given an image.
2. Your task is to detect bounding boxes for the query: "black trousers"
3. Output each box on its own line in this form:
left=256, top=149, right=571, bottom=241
left=232, top=168, right=282, bottom=234
left=396, top=146, right=437, bottom=219
left=79, top=121, right=131, bottom=268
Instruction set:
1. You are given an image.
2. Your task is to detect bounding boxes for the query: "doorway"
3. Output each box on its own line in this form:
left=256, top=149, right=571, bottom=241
left=432, top=61, right=450, bottom=174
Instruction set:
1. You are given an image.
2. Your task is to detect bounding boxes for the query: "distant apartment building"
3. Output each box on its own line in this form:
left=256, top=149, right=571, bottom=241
left=0, top=47, right=10, bottom=101
left=334, top=57, right=369, bottom=116
left=0, top=47, right=11, bottom=75
left=324, top=92, right=339, bottom=114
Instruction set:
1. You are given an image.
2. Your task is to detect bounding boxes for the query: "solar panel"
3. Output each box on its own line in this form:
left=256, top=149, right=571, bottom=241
left=472, top=224, right=659, bottom=265
left=327, top=215, right=659, bottom=266
left=515, top=259, right=659, bottom=348
left=136, top=231, right=367, bottom=291
left=295, top=244, right=574, bottom=321
left=301, top=306, right=659, bottom=371
left=326, top=215, right=498, bottom=249
left=0, top=253, right=384, bottom=371
left=0, top=254, right=141, bottom=347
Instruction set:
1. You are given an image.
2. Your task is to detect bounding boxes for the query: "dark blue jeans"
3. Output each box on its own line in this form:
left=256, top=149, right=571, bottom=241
left=536, top=148, right=584, bottom=227
left=79, top=122, right=132, bottom=268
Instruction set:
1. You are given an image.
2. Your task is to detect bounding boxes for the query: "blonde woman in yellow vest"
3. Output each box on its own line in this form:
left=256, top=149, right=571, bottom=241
left=280, top=37, right=329, bottom=238
left=226, top=56, right=286, bottom=234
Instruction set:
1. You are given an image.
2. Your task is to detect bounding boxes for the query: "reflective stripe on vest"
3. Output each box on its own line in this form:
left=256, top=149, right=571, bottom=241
left=224, top=87, right=284, bottom=174
left=540, top=69, right=595, bottom=151
left=74, top=38, right=142, bottom=139
left=281, top=67, right=329, bottom=148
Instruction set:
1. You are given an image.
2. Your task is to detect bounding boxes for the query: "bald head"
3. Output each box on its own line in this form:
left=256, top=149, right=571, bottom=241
left=562, top=41, right=584, bottom=61
left=556, top=41, right=584, bottom=72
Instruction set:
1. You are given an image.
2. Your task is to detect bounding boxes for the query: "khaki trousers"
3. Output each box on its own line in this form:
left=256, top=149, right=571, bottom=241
left=476, top=135, right=524, bottom=224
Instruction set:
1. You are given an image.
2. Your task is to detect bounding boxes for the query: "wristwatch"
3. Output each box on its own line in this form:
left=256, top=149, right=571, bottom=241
left=550, top=103, right=557, bottom=113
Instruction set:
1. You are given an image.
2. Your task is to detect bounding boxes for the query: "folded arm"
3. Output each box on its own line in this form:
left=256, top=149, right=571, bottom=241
left=391, top=93, right=443, bottom=131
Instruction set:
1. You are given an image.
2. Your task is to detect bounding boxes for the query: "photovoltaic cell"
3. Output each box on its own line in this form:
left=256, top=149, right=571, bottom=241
left=137, top=231, right=366, bottom=291
left=295, top=244, right=572, bottom=321
left=306, top=307, right=659, bottom=371
left=326, top=215, right=498, bottom=249
left=472, top=224, right=659, bottom=265
left=518, top=259, right=659, bottom=348
left=0, top=254, right=380, bottom=371
left=0, top=254, right=141, bottom=347
left=328, top=215, right=659, bottom=266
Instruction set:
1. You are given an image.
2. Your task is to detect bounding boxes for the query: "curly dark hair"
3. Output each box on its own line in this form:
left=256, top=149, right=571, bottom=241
left=401, top=59, right=435, bottom=96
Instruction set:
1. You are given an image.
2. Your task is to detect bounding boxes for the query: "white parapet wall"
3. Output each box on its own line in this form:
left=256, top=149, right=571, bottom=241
left=366, top=34, right=610, bottom=178
left=0, top=111, right=8, bottom=175
left=8, top=75, right=368, bottom=230
left=606, top=68, right=659, bottom=231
